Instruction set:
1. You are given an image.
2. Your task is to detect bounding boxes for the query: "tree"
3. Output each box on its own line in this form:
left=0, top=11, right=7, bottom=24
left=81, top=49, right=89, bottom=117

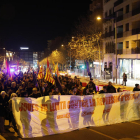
left=40, top=50, right=66, bottom=65
left=68, top=16, right=103, bottom=62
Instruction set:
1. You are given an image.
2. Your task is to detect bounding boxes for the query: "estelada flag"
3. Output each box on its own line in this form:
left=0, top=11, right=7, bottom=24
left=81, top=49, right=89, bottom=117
left=45, top=67, right=55, bottom=85
left=38, top=66, right=43, bottom=79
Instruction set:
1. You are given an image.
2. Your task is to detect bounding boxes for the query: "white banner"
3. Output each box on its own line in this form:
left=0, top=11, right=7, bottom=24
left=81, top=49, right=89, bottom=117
left=12, top=91, right=140, bottom=138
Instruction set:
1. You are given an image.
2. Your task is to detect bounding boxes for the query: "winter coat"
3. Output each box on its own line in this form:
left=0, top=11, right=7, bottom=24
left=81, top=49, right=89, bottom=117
left=29, top=93, right=41, bottom=98
left=0, top=95, right=9, bottom=117
left=107, top=85, right=116, bottom=93
left=133, top=87, right=140, bottom=91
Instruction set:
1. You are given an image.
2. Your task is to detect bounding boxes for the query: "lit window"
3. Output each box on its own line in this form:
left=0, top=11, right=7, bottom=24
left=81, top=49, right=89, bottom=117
left=6, top=53, right=9, bottom=57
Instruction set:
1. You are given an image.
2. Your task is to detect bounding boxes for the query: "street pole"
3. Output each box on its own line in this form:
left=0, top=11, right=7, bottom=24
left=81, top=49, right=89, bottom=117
left=98, top=40, right=101, bottom=79
left=115, top=20, right=117, bottom=84
left=70, top=48, right=71, bottom=71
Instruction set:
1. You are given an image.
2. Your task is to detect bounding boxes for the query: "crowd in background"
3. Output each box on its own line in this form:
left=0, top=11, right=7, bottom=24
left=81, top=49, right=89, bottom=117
left=0, top=71, right=140, bottom=135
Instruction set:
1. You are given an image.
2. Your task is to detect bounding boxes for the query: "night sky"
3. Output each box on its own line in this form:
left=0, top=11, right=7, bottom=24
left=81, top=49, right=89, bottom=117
left=0, top=0, right=91, bottom=51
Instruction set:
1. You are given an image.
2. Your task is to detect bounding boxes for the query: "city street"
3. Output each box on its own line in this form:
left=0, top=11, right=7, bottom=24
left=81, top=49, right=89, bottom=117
left=2, top=120, right=140, bottom=140
left=0, top=75, right=139, bottom=140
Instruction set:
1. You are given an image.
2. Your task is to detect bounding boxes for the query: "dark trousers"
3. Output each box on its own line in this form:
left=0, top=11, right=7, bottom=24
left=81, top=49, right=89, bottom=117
left=124, top=81, right=126, bottom=86
left=9, top=112, right=18, bottom=132
left=0, top=117, right=5, bottom=133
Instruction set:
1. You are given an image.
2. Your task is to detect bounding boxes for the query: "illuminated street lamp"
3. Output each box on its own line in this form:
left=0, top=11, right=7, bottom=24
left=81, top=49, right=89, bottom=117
left=97, top=16, right=101, bottom=20
left=96, top=16, right=102, bottom=79
left=97, top=16, right=117, bottom=83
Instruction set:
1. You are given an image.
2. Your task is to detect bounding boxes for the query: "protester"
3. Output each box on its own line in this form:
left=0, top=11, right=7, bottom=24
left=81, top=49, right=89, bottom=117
left=26, top=82, right=33, bottom=96
left=60, top=84, right=68, bottom=95
left=133, top=84, right=140, bottom=91
left=69, top=87, right=78, bottom=95
left=8, top=93, right=18, bottom=132
left=99, top=86, right=108, bottom=94
left=83, top=88, right=93, bottom=95
left=53, top=87, right=61, bottom=95
left=0, top=82, right=4, bottom=93
left=122, top=73, right=127, bottom=86
left=42, top=82, right=51, bottom=96
left=29, top=88, right=41, bottom=98
left=86, top=78, right=97, bottom=94
left=5, top=79, right=11, bottom=92
left=11, top=82, right=18, bottom=93
left=117, top=87, right=122, bottom=92
left=107, top=82, right=116, bottom=93
left=0, top=91, right=8, bottom=135
left=77, top=84, right=83, bottom=95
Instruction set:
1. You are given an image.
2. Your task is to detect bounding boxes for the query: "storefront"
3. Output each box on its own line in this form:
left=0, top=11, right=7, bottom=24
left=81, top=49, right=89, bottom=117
left=119, top=59, right=140, bottom=79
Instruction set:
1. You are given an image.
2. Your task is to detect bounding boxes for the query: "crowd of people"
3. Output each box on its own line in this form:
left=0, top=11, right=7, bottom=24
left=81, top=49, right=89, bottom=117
left=0, top=71, right=139, bottom=135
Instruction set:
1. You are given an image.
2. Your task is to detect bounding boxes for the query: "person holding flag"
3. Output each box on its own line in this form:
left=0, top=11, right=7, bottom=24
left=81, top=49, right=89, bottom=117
left=54, top=63, right=59, bottom=76
left=45, top=59, right=55, bottom=85
left=38, top=66, right=43, bottom=79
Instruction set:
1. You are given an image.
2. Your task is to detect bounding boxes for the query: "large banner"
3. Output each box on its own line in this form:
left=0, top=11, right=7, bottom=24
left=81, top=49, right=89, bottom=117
left=12, top=91, right=140, bottom=138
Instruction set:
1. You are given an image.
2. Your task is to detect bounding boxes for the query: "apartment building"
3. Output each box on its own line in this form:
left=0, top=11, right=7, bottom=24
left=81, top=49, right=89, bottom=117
left=103, top=0, right=140, bottom=79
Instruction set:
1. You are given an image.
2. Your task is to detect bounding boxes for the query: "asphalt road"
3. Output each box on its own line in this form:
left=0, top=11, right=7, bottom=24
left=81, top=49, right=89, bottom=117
left=1, top=120, right=140, bottom=140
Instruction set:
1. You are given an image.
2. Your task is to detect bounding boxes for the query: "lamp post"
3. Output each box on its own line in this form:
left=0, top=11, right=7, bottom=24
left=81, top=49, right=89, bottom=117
left=69, top=37, right=75, bottom=71
left=96, top=17, right=102, bottom=79
left=97, top=16, right=117, bottom=83
left=97, top=40, right=101, bottom=79
left=70, top=48, right=71, bottom=71
left=115, top=20, right=118, bottom=84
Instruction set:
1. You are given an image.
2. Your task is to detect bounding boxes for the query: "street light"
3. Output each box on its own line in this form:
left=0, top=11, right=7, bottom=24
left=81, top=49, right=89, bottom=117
left=97, top=16, right=118, bottom=83
left=69, top=37, right=75, bottom=71
left=97, top=16, right=101, bottom=20
left=96, top=16, right=102, bottom=79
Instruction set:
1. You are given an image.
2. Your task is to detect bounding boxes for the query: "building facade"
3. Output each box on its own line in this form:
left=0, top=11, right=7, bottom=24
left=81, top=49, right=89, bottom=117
left=15, top=47, right=33, bottom=66
left=33, top=51, right=44, bottom=68
left=103, top=0, right=140, bottom=80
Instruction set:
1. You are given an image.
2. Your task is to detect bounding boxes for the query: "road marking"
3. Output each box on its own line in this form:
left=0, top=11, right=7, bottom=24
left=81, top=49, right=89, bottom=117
left=88, top=129, right=117, bottom=140
left=130, top=122, right=140, bottom=126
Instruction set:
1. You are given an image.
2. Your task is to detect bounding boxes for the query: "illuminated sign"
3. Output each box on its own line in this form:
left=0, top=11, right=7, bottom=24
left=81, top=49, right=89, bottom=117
left=20, top=47, right=29, bottom=50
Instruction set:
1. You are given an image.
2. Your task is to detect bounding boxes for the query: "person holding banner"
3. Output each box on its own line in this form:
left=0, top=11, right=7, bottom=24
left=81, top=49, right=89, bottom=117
left=0, top=91, right=9, bottom=135
left=86, top=78, right=97, bottom=94
left=8, top=93, right=18, bottom=132
left=107, top=82, right=116, bottom=93
left=99, top=86, right=108, bottom=94
left=133, top=84, right=140, bottom=91
left=42, top=82, right=51, bottom=96
left=29, top=88, right=41, bottom=98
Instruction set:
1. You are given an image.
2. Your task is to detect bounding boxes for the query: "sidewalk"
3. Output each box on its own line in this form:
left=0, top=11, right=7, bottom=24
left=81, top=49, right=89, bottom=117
left=0, top=120, right=21, bottom=140
left=71, top=74, right=135, bottom=91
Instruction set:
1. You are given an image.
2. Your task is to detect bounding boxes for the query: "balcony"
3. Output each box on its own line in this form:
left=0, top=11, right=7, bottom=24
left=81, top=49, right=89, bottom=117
left=117, top=49, right=123, bottom=54
left=104, top=14, right=115, bottom=23
left=116, top=15, right=123, bottom=22
left=117, top=32, right=123, bottom=38
left=131, top=48, right=140, bottom=54
left=114, top=0, right=123, bottom=7
left=103, top=31, right=114, bottom=38
left=109, top=31, right=114, bottom=37
left=132, top=8, right=140, bottom=16
left=132, top=28, right=140, bottom=35
left=103, top=32, right=109, bottom=38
